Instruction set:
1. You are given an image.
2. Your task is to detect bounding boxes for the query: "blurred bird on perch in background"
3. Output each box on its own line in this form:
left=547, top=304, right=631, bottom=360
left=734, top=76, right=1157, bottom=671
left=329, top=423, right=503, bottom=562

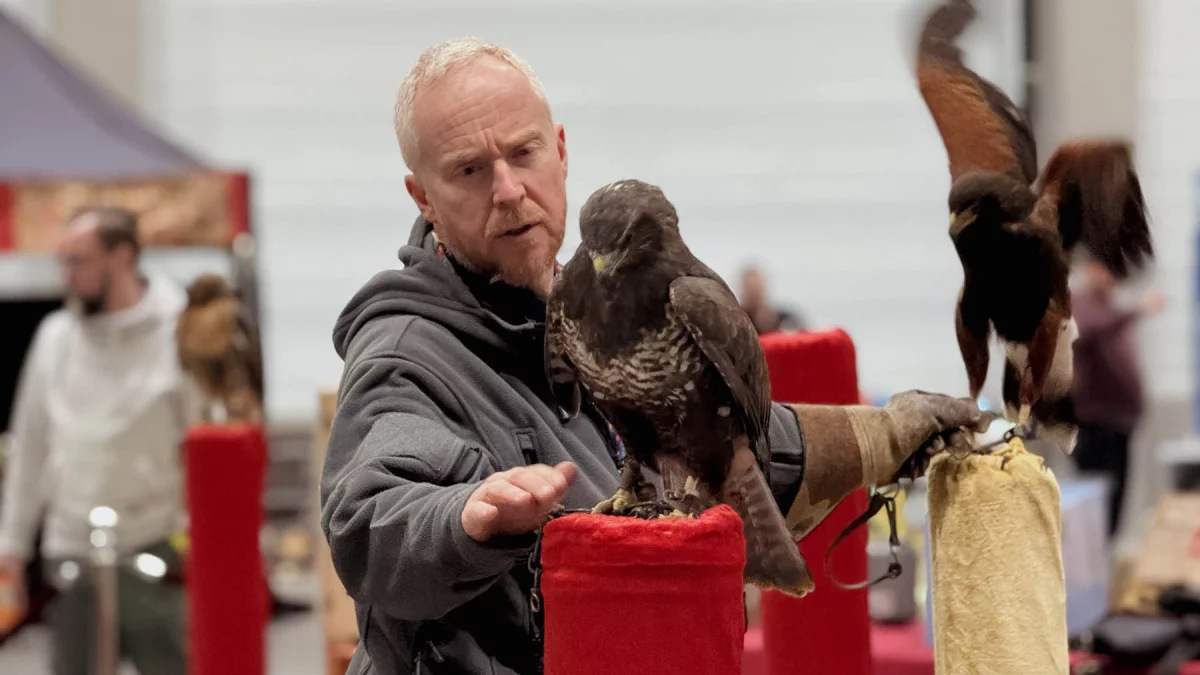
left=177, top=273, right=264, bottom=425
left=915, top=0, right=1154, bottom=453
left=545, top=179, right=814, bottom=597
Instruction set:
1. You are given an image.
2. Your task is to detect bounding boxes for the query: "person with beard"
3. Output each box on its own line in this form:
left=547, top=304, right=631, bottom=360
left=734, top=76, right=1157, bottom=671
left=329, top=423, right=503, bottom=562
left=322, top=37, right=987, bottom=675
left=0, top=207, right=191, bottom=675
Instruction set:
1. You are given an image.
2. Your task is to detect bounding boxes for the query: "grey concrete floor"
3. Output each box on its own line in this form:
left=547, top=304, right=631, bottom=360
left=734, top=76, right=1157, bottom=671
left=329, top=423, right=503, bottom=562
left=0, top=610, right=325, bottom=675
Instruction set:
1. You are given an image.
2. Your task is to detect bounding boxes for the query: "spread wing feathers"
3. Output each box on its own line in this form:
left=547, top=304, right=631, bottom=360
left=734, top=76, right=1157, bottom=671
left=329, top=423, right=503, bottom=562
left=668, top=275, right=773, bottom=468
left=1037, top=140, right=1154, bottom=278
left=916, top=0, right=1038, bottom=185
left=544, top=296, right=582, bottom=417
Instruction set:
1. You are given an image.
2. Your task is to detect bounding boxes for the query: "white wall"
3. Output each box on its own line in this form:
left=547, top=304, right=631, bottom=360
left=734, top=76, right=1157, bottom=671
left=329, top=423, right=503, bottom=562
left=140, top=0, right=1025, bottom=422
left=1138, top=0, right=1199, bottom=402
left=0, top=0, right=48, bottom=37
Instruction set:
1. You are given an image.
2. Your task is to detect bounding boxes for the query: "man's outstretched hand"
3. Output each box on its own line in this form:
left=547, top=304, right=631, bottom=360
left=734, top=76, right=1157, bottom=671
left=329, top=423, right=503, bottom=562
left=462, top=462, right=578, bottom=543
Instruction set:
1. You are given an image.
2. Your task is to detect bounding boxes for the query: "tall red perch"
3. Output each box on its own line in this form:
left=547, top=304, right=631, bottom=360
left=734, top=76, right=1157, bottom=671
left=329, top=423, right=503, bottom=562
left=541, top=505, right=747, bottom=675
left=185, top=423, right=268, bottom=675
left=759, top=329, right=871, bottom=675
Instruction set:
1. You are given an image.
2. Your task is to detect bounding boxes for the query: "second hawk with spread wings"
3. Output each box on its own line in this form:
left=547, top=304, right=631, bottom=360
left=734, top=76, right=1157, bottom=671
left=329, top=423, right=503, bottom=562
left=916, top=0, right=1153, bottom=452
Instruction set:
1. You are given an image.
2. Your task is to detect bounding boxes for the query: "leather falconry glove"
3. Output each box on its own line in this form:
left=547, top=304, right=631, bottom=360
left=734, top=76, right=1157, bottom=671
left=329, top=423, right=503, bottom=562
left=782, top=390, right=990, bottom=540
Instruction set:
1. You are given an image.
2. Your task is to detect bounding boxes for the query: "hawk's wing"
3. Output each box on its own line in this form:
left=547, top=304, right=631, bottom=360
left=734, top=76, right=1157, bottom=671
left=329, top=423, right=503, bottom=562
left=544, top=284, right=582, bottom=418
left=916, top=0, right=1038, bottom=185
left=669, top=275, right=773, bottom=469
left=1037, top=140, right=1154, bottom=278
left=233, top=302, right=264, bottom=401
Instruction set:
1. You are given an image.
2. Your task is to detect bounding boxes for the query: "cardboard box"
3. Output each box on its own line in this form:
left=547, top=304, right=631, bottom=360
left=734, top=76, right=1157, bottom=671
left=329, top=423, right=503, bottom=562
left=314, top=388, right=359, bottom=644
left=1130, top=492, right=1200, bottom=590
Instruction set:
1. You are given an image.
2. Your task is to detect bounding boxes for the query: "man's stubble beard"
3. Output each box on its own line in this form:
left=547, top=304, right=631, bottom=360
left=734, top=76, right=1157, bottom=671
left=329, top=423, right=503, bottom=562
left=441, top=227, right=562, bottom=298
left=71, top=274, right=110, bottom=316
left=436, top=205, right=566, bottom=298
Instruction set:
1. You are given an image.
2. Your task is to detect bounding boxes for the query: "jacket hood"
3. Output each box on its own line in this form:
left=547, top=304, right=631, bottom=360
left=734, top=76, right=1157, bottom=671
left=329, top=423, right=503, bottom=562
left=332, top=217, right=545, bottom=360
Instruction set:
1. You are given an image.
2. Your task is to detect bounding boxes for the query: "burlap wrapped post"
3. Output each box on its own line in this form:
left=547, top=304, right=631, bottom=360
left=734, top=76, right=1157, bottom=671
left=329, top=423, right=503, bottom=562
left=927, top=438, right=1068, bottom=675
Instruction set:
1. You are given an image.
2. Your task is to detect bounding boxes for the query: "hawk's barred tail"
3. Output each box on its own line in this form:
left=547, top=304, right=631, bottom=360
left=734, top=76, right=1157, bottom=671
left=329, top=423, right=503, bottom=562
left=722, top=444, right=815, bottom=597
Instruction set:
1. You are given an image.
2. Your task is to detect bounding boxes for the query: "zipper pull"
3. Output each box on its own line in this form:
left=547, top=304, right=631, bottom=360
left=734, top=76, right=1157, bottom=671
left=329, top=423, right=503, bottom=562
left=517, top=431, right=538, bottom=466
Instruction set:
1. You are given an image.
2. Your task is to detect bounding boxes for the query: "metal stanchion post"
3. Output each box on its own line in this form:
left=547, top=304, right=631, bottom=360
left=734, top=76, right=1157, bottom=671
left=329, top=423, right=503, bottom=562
left=89, top=506, right=119, bottom=675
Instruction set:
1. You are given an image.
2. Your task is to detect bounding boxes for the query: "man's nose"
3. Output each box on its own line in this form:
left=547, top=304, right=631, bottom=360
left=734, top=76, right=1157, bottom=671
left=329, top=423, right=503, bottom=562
left=492, top=161, right=526, bottom=208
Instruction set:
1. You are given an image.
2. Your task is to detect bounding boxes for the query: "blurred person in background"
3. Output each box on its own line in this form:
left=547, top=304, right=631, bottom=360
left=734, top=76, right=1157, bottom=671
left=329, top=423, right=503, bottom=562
left=1071, top=254, right=1164, bottom=537
left=739, top=265, right=806, bottom=335
left=0, top=207, right=190, bottom=674
left=322, top=37, right=986, bottom=675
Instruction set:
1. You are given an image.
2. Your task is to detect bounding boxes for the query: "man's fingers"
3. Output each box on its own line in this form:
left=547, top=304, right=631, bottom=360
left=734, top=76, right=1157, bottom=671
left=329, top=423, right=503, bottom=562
left=523, top=464, right=571, bottom=496
left=554, top=461, right=579, bottom=487
left=468, top=500, right=500, bottom=526
left=462, top=500, right=501, bottom=541
left=483, top=478, right=538, bottom=509
left=505, top=470, right=564, bottom=510
left=929, top=397, right=987, bottom=429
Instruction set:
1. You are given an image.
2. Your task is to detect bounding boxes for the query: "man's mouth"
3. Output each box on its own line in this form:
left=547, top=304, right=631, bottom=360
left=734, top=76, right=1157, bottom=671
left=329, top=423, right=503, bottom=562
left=502, top=223, right=536, bottom=238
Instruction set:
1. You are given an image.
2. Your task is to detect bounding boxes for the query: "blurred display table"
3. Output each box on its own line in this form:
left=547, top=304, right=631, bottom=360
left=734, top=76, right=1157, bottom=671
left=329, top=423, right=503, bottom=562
left=866, top=621, right=1200, bottom=675
left=743, top=623, right=1200, bottom=675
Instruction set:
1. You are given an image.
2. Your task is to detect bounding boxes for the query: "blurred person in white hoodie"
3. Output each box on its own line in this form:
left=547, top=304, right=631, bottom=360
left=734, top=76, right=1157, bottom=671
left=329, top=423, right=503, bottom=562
left=0, top=207, right=191, bottom=675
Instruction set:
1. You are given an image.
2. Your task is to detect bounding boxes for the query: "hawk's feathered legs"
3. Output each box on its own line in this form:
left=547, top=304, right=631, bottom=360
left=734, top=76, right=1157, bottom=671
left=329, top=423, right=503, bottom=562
left=592, top=458, right=674, bottom=518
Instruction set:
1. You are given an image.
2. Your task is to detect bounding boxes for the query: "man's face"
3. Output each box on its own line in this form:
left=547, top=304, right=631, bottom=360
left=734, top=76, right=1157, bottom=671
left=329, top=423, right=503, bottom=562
left=405, top=57, right=569, bottom=296
left=56, top=217, right=121, bottom=314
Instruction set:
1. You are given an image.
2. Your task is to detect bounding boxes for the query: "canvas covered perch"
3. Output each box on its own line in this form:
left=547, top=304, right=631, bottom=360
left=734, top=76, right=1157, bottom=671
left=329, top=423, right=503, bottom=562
left=927, top=437, right=1069, bottom=675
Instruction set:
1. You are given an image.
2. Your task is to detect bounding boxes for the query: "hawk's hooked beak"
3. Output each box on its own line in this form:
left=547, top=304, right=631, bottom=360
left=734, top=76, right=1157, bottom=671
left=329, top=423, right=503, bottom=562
left=591, top=254, right=606, bottom=273
left=949, top=210, right=973, bottom=235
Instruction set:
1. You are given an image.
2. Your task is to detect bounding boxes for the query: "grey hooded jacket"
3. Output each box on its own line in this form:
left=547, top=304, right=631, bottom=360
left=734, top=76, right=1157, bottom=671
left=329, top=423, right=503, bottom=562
left=321, top=218, right=807, bottom=674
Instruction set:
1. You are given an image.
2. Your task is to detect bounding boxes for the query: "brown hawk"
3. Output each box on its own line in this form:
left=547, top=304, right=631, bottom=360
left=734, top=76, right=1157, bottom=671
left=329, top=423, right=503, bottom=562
left=916, top=0, right=1153, bottom=451
left=545, top=179, right=813, bottom=597
left=177, top=273, right=264, bottom=424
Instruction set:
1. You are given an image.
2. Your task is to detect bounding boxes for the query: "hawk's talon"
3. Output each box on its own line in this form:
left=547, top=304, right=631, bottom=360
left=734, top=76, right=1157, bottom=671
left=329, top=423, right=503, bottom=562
left=592, top=488, right=634, bottom=515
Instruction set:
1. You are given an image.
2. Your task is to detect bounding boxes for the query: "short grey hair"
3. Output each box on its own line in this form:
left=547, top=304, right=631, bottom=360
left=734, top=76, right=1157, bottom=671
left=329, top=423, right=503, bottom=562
left=394, top=37, right=550, bottom=169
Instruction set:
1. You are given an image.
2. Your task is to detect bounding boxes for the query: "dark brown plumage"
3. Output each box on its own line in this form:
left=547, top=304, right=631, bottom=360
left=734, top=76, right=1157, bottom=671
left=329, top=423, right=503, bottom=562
left=545, top=179, right=813, bottom=597
left=917, top=0, right=1153, bottom=451
left=177, top=273, right=264, bottom=424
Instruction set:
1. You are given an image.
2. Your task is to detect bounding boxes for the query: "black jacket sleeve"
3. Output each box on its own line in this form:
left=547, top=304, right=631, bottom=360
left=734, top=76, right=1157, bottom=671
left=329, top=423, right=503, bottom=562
left=320, top=354, right=535, bottom=622
left=766, top=402, right=806, bottom=514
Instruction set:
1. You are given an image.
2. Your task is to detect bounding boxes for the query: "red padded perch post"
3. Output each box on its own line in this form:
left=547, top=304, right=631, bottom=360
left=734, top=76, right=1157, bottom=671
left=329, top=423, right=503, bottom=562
left=759, top=329, right=871, bottom=675
left=541, top=505, right=747, bottom=675
left=185, top=424, right=269, bottom=675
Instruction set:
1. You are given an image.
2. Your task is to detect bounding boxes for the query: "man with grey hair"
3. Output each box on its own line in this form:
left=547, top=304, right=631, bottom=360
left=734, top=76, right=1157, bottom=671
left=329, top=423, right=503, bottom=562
left=323, top=37, right=985, bottom=674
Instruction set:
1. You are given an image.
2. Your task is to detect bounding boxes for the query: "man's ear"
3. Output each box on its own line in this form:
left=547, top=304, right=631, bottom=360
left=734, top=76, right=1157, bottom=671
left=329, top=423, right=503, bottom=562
left=555, top=124, right=568, bottom=180
left=405, top=174, right=438, bottom=224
